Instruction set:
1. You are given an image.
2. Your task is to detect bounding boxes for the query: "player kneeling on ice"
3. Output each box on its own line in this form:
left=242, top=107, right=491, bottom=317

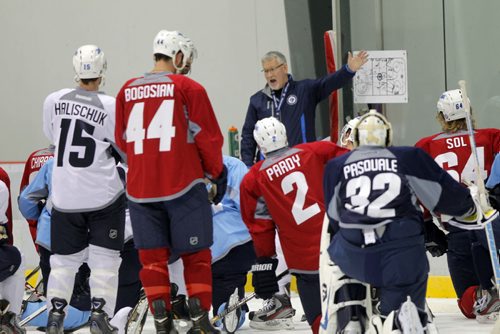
left=240, top=117, right=348, bottom=334
left=322, top=110, right=499, bottom=333
left=0, top=178, right=25, bottom=334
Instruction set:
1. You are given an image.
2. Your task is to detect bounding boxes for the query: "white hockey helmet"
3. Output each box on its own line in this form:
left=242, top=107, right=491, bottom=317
left=340, top=116, right=361, bottom=147
left=352, top=110, right=392, bottom=147
left=153, top=30, right=195, bottom=73
left=437, top=89, right=470, bottom=122
left=253, top=117, right=288, bottom=155
left=72, top=45, right=107, bottom=80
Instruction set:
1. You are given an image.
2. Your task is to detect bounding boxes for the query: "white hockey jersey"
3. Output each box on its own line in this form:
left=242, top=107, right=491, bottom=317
left=43, top=88, right=124, bottom=211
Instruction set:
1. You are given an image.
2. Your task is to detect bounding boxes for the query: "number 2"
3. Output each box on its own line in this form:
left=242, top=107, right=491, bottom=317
left=281, top=171, right=321, bottom=225
left=126, top=100, right=176, bottom=155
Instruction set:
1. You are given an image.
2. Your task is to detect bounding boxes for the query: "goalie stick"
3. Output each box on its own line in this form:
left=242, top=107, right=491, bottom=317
left=458, top=80, right=500, bottom=292
left=210, top=269, right=290, bottom=325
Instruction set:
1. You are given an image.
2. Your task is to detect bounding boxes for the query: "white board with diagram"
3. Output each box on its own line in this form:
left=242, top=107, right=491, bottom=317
left=353, top=50, right=408, bottom=104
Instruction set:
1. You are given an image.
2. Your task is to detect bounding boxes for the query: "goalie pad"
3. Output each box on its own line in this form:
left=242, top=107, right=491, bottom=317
left=216, top=288, right=245, bottom=334
left=319, top=215, right=382, bottom=334
left=382, top=296, right=437, bottom=334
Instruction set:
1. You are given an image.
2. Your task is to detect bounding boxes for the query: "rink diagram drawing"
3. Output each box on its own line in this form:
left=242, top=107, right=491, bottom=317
left=353, top=50, right=408, bottom=104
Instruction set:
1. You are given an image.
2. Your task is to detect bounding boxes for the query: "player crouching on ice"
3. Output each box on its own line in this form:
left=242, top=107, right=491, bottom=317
left=240, top=117, right=348, bottom=333
left=321, top=110, right=499, bottom=333
left=0, top=174, right=26, bottom=333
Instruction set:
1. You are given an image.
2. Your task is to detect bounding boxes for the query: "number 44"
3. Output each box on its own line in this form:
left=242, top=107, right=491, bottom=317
left=126, top=100, right=176, bottom=154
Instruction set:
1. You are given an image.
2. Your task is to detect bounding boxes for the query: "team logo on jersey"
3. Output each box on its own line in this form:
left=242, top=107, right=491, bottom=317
left=190, top=236, right=199, bottom=245
left=109, top=229, right=118, bottom=239
left=287, top=94, right=298, bottom=105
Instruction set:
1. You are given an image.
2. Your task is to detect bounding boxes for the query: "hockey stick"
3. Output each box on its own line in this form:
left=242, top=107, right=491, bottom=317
left=126, top=289, right=148, bottom=334
left=25, top=265, right=41, bottom=284
left=19, top=304, right=47, bottom=327
left=210, top=269, right=290, bottom=325
left=458, top=80, right=500, bottom=292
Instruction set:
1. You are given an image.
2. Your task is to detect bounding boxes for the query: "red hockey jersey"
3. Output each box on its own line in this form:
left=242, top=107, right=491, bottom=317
left=415, top=128, right=500, bottom=184
left=19, top=147, right=54, bottom=243
left=0, top=168, right=13, bottom=245
left=240, top=141, right=348, bottom=272
left=116, top=72, right=224, bottom=202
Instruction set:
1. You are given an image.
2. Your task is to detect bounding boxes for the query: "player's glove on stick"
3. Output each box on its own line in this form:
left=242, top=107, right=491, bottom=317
left=209, top=165, right=228, bottom=205
left=251, top=257, right=279, bottom=300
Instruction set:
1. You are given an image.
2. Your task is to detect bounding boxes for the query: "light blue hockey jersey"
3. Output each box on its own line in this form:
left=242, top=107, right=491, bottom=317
left=487, top=154, right=500, bottom=188
left=211, top=156, right=252, bottom=263
left=18, top=159, right=53, bottom=251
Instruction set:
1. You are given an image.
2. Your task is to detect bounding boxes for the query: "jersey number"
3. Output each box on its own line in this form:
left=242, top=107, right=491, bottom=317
left=281, top=171, right=321, bottom=225
left=345, top=173, right=401, bottom=218
left=57, top=119, right=96, bottom=168
left=126, top=100, right=176, bottom=155
left=434, top=148, right=487, bottom=183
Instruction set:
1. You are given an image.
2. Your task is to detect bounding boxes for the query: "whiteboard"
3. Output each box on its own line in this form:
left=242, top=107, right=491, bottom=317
left=353, top=50, right=408, bottom=104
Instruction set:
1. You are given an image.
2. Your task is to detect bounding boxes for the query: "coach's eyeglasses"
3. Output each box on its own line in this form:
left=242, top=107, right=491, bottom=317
left=261, top=63, right=285, bottom=74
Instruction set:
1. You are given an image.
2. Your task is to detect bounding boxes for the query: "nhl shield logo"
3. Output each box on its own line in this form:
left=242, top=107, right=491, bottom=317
left=190, top=236, right=199, bottom=245
left=109, top=229, right=118, bottom=239
left=287, top=94, right=298, bottom=105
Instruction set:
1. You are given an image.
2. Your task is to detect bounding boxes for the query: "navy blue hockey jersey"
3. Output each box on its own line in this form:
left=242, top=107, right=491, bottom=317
left=323, top=146, right=474, bottom=231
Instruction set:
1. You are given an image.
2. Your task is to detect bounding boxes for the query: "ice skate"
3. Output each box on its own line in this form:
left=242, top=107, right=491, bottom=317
left=249, top=293, right=295, bottom=330
left=89, top=298, right=117, bottom=334
left=171, top=283, right=190, bottom=321
left=151, top=299, right=178, bottom=334
left=186, top=297, right=220, bottom=334
left=46, top=297, right=67, bottom=334
left=473, top=287, right=500, bottom=323
left=0, top=299, right=25, bottom=334
left=396, top=297, right=424, bottom=334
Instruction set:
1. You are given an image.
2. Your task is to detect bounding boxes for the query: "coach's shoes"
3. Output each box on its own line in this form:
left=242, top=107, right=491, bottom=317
left=186, top=297, right=220, bottom=334
left=249, top=293, right=295, bottom=330
left=46, top=298, right=67, bottom=334
left=473, top=287, right=500, bottom=323
left=151, top=299, right=178, bottom=334
left=89, top=298, right=117, bottom=334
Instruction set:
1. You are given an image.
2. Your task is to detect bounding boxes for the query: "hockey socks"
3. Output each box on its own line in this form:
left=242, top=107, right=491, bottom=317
left=182, top=249, right=213, bottom=311
left=138, top=248, right=172, bottom=312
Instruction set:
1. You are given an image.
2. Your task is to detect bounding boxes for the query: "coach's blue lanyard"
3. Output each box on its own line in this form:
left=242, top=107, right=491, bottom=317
left=271, top=82, right=289, bottom=119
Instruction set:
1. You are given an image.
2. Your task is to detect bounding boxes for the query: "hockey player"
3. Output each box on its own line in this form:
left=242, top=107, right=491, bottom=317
left=415, top=89, right=500, bottom=321
left=42, top=44, right=126, bottom=334
left=0, top=168, right=25, bottom=333
left=170, top=155, right=256, bottom=333
left=0, top=168, right=14, bottom=245
left=210, top=155, right=255, bottom=332
left=19, top=146, right=54, bottom=244
left=115, top=30, right=226, bottom=334
left=239, top=117, right=348, bottom=334
left=487, top=154, right=500, bottom=210
left=323, top=110, right=498, bottom=333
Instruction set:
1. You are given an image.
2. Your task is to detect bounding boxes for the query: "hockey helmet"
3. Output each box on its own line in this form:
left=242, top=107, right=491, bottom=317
left=253, top=117, right=288, bottom=155
left=153, top=30, right=195, bottom=74
left=72, top=45, right=107, bottom=80
left=352, top=110, right=392, bottom=147
left=437, top=89, right=471, bottom=122
left=340, top=116, right=361, bottom=148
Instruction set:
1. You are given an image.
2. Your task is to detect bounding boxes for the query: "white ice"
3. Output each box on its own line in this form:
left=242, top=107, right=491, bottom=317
left=25, top=295, right=496, bottom=333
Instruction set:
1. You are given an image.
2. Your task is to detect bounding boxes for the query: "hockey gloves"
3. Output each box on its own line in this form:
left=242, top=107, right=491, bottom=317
left=453, top=183, right=499, bottom=227
left=251, top=257, right=279, bottom=300
left=423, top=219, right=448, bottom=257
left=208, top=165, right=228, bottom=205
